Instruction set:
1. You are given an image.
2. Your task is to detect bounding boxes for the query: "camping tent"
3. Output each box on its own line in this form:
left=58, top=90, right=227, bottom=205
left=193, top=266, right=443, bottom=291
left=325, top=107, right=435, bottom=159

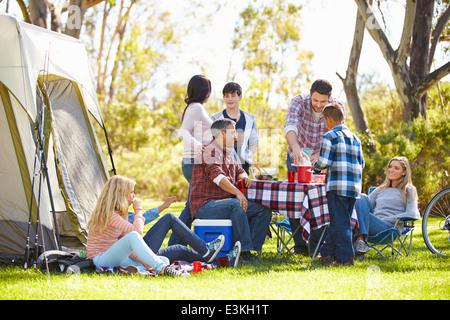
left=0, top=12, right=113, bottom=265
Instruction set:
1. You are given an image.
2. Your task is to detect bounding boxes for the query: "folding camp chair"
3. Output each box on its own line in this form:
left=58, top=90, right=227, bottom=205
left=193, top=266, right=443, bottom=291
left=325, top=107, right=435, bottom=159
left=272, top=218, right=295, bottom=258
left=271, top=215, right=326, bottom=262
left=268, top=213, right=292, bottom=256
left=367, top=217, right=417, bottom=259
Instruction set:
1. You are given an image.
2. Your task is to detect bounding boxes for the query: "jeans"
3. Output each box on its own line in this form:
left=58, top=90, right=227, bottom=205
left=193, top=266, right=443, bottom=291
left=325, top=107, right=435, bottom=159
left=168, top=158, right=194, bottom=246
left=92, top=231, right=169, bottom=274
left=286, top=155, right=326, bottom=253
left=354, top=194, right=394, bottom=239
left=195, top=198, right=272, bottom=252
left=143, top=213, right=209, bottom=263
left=319, top=191, right=356, bottom=263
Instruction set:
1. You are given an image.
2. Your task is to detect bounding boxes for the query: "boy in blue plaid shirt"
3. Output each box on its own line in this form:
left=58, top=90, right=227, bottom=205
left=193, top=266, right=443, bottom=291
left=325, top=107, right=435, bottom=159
left=313, top=103, right=364, bottom=265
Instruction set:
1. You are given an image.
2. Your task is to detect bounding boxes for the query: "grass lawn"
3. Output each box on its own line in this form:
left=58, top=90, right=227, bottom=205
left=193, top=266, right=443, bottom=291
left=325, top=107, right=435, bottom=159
left=1, top=200, right=449, bottom=301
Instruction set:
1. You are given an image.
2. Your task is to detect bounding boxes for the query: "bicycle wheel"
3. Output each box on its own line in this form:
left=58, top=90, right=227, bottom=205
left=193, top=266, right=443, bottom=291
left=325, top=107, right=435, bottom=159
left=422, top=188, right=450, bottom=257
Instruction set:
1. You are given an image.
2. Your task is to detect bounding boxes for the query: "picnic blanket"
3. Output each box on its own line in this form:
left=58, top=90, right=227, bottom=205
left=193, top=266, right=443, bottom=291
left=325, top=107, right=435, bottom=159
left=95, top=261, right=217, bottom=276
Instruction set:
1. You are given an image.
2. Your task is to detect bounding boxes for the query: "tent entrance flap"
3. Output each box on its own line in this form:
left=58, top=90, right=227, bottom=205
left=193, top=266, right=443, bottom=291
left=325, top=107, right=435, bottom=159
left=48, top=79, right=106, bottom=245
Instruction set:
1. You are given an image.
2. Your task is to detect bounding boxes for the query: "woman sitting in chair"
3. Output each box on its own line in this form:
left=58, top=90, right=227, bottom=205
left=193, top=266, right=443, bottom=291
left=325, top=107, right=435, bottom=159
left=354, top=156, right=420, bottom=256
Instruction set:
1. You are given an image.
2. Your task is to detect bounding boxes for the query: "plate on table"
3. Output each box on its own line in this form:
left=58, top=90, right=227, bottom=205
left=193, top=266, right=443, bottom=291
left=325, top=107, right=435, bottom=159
left=251, top=167, right=277, bottom=181
left=253, top=178, right=278, bottom=182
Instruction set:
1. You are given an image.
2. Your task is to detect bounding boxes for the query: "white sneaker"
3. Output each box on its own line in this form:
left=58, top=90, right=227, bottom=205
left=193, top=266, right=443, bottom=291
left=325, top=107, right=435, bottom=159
left=354, top=239, right=370, bottom=255
left=163, top=265, right=190, bottom=277
left=205, top=235, right=225, bottom=263
left=226, top=241, right=241, bottom=268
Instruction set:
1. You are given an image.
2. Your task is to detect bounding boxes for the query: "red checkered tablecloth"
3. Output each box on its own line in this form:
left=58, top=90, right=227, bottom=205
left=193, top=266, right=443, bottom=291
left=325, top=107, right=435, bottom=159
left=246, top=180, right=358, bottom=240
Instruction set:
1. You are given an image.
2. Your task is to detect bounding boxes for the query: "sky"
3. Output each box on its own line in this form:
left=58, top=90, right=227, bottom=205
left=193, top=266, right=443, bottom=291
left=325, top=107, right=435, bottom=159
left=1, top=0, right=448, bottom=106
left=162, top=0, right=403, bottom=103
left=168, top=0, right=449, bottom=104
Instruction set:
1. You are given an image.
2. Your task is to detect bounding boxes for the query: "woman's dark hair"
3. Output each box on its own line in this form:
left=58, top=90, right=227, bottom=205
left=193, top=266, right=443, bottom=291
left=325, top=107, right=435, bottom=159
left=181, top=75, right=212, bottom=122
left=310, top=79, right=332, bottom=96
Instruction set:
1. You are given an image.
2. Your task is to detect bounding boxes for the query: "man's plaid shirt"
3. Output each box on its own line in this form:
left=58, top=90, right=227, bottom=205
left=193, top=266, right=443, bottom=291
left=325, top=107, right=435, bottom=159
left=189, top=140, right=246, bottom=217
left=284, top=93, right=344, bottom=157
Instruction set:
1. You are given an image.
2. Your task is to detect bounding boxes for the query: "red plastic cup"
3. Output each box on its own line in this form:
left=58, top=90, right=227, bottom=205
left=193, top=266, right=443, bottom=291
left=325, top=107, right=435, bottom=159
left=287, top=170, right=296, bottom=183
left=297, top=165, right=312, bottom=183
left=218, top=256, right=228, bottom=268
left=192, top=261, right=202, bottom=274
left=237, top=180, right=246, bottom=194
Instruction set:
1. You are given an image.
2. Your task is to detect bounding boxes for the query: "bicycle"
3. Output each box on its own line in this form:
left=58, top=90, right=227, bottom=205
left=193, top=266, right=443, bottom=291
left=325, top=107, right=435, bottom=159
left=422, top=187, right=450, bottom=257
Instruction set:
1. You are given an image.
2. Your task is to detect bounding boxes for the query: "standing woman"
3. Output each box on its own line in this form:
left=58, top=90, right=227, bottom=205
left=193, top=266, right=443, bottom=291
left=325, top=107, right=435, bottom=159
left=86, top=175, right=188, bottom=277
left=353, top=156, right=420, bottom=256
left=168, top=75, right=213, bottom=246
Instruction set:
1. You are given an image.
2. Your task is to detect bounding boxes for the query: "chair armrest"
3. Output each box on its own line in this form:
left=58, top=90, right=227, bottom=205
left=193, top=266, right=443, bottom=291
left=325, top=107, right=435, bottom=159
left=397, top=217, right=417, bottom=228
left=398, top=217, right=418, bottom=221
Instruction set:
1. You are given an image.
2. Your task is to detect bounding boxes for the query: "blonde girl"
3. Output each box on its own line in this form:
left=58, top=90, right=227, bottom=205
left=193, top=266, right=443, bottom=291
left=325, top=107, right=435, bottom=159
left=353, top=157, right=420, bottom=256
left=374, top=156, right=417, bottom=207
left=86, top=175, right=188, bottom=277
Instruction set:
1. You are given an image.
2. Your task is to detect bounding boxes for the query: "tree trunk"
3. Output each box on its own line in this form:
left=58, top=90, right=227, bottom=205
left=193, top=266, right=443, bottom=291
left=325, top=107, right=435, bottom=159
left=25, top=0, right=103, bottom=39
left=64, top=0, right=89, bottom=39
left=29, top=0, right=48, bottom=28
left=355, top=0, right=450, bottom=123
left=391, top=68, right=417, bottom=123
left=49, top=1, right=71, bottom=33
left=409, top=0, right=435, bottom=118
left=338, top=2, right=376, bottom=153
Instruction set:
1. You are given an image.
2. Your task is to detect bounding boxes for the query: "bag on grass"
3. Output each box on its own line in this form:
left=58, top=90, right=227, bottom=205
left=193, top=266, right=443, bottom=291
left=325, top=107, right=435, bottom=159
left=37, top=250, right=95, bottom=273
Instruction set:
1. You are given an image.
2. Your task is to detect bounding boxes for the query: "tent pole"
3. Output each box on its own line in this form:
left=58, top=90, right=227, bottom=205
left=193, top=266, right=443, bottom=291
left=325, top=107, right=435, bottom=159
left=36, top=81, right=62, bottom=252
left=103, top=124, right=116, bottom=175
left=37, top=52, right=62, bottom=252
left=24, top=127, right=39, bottom=271
left=39, top=130, right=62, bottom=251
left=33, top=160, right=44, bottom=269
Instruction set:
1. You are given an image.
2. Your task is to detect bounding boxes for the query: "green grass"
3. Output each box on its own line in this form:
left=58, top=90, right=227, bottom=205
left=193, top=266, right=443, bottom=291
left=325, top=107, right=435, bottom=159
left=1, top=200, right=449, bottom=300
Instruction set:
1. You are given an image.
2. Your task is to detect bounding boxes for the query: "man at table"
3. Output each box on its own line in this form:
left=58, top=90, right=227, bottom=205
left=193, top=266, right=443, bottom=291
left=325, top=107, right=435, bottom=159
left=189, top=118, right=272, bottom=262
left=283, top=79, right=345, bottom=256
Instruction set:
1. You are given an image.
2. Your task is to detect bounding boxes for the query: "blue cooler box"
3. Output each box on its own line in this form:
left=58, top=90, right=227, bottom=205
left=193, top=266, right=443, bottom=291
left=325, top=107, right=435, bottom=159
left=193, top=219, right=233, bottom=257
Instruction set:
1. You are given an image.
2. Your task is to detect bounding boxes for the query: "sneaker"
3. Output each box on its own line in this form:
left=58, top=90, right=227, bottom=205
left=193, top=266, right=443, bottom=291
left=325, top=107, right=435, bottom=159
left=443, top=217, right=450, bottom=230
left=123, top=265, right=139, bottom=274
left=316, top=254, right=335, bottom=266
left=333, top=257, right=354, bottom=266
left=162, top=265, right=190, bottom=278
left=240, top=251, right=257, bottom=263
left=226, top=241, right=241, bottom=268
left=293, top=246, right=309, bottom=256
left=205, top=235, right=225, bottom=263
left=354, top=239, right=371, bottom=256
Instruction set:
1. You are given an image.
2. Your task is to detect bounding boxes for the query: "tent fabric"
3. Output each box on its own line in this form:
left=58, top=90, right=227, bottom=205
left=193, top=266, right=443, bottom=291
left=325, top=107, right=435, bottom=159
left=0, top=13, right=110, bottom=263
left=48, top=79, right=107, bottom=242
left=0, top=84, right=56, bottom=256
left=0, top=12, right=102, bottom=123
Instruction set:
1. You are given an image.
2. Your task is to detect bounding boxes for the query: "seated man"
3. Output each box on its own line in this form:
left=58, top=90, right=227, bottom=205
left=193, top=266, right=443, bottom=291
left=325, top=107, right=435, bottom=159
left=189, top=118, right=272, bottom=261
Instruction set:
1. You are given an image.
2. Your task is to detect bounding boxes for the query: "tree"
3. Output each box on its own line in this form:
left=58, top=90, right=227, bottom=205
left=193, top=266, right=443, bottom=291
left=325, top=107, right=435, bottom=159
left=231, top=0, right=312, bottom=103
left=337, top=0, right=376, bottom=153
left=81, top=0, right=183, bottom=152
left=354, top=0, right=450, bottom=122
left=228, top=0, right=313, bottom=169
left=13, top=0, right=103, bottom=38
